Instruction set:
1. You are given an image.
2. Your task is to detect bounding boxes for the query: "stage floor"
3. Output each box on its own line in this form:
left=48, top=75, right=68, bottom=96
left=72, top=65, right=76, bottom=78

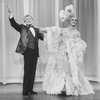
left=0, top=81, right=100, bottom=100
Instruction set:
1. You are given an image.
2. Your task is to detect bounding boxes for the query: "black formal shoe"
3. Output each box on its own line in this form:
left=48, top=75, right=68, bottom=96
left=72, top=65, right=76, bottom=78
left=29, top=91, right=38, bottom=95
left=22, top=91, right=29, bottom=96
left=58, top=91, right=66, bottom=96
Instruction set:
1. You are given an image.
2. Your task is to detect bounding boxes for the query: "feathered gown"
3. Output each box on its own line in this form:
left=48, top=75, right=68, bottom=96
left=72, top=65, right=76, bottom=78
left=42, top=26, right=94, bottom=96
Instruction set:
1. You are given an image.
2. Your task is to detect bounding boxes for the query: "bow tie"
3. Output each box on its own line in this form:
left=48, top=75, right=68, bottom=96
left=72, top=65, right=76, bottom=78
left=26, top=24, right=34, bottom=28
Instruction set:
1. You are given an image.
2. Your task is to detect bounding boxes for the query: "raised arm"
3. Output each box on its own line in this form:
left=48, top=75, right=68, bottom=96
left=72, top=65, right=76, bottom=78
left=7, top=5, right=21, bottom=32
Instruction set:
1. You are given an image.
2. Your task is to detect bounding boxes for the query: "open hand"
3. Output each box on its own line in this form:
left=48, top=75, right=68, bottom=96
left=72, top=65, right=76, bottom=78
left=40, top=28, right=47, bottom=33
left=7, top=5, right=12, bottom=13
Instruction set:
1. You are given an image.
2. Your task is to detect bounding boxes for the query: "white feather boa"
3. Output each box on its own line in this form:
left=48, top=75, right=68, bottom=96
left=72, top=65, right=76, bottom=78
left=66, top=38, right=87, bottom=87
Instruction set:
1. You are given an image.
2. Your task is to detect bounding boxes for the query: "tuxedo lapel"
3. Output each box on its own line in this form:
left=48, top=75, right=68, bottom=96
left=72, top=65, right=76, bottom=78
left=29, top=27, right=36, bottom=37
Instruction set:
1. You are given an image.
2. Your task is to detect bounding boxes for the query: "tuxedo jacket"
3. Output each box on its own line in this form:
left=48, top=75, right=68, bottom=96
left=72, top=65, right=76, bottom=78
left=9, top=17, right=43, bottom=56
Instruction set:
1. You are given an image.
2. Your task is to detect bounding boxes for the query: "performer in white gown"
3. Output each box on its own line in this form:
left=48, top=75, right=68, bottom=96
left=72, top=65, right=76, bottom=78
left=42, top=5, right=94, bottom=96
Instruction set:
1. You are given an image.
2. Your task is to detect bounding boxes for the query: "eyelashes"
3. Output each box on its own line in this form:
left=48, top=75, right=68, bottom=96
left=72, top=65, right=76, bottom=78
left=71, top=19, right=77, bottom=21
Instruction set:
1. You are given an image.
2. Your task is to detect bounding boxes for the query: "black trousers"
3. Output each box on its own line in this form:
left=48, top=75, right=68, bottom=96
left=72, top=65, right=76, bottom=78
left=23, top=48, right=38, bottom=92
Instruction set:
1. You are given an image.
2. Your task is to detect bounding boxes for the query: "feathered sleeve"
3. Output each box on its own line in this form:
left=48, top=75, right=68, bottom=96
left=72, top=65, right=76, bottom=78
left=66, top=38, right=87, bottom=64
left=43, top=26, right=61, bottom=54
left=66, top=31, right=87, bottom=87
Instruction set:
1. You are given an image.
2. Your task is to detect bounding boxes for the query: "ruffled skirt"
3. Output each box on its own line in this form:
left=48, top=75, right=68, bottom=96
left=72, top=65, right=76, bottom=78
left=43, top=54, right=94, bottom=96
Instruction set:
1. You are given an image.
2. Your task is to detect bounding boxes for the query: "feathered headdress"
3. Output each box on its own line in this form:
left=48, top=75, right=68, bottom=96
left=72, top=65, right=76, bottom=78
left=59, top=5, right=76, bottom=22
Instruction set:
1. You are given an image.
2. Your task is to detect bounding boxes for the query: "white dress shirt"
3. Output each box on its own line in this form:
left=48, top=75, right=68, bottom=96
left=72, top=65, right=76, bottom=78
left=29, top=27, right=35, bottom=37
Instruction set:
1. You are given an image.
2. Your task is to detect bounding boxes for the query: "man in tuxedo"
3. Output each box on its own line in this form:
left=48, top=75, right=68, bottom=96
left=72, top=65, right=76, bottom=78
left=7, top=7, right=44, bottom=96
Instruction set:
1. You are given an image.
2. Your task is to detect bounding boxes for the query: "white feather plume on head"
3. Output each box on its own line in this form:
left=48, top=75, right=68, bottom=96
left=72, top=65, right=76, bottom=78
left=59, top=5, right=77, bottom=22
